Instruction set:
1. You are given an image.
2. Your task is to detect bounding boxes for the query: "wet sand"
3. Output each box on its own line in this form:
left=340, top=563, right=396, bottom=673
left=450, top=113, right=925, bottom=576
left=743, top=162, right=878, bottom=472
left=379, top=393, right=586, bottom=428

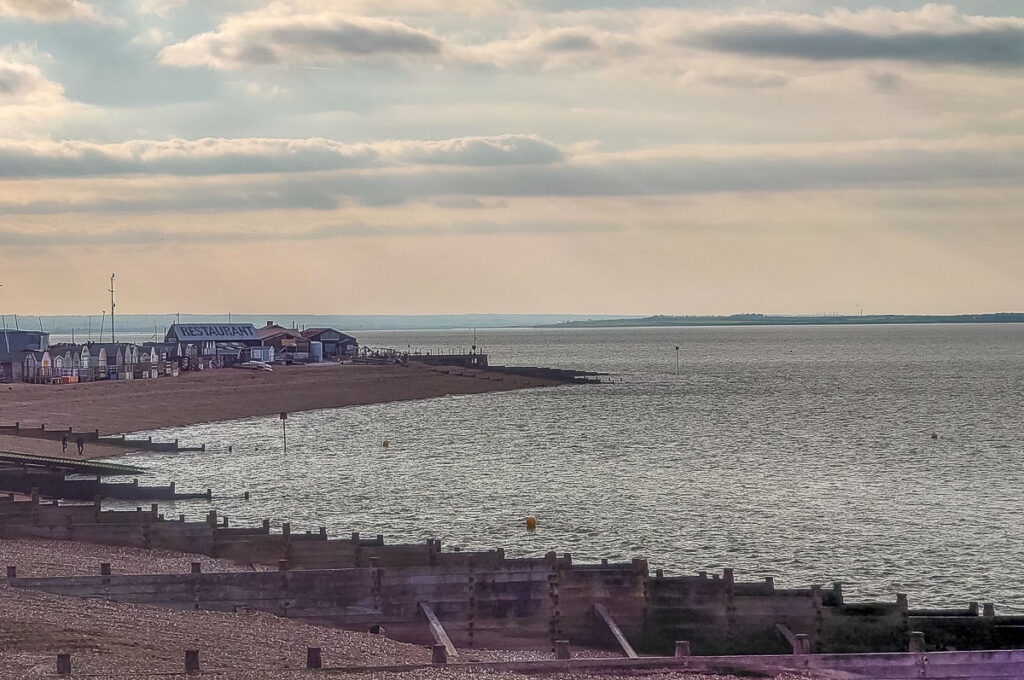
left=0, top=362, right=561, bottom=437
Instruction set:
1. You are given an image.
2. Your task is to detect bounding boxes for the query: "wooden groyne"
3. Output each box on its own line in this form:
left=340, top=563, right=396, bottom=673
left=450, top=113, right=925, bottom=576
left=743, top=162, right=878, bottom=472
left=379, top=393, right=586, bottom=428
left=2, top=493, right=1020, bottom=657
left=0, top=422, right=205, bottom=453
left=0, top=451, right=211, bottom=501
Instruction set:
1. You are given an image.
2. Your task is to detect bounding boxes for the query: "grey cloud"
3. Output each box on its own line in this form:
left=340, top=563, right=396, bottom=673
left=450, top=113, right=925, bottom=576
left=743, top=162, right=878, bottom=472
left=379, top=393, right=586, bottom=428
left=399, top=135, right=564, bottom=166
left=3, top=138, right=1021, bottom=215
left=0, top=219, right=616, bottom=246
left=267, top=24, right=441, bottom=57
left=0, top=65, right=36, bottom=96
left=685, top=25, right=1024, bottom=65
left=541, top=31, right=599, bottom=52
left=867, top=70, right=906, bottom=91
left=0, top=181, right=340, bottom=215
left=0, top=0, right=103, bottom=23
left=699, top=69, right=788, bottom=88
left=0, top=134, right=564, bottom=178
left=160, top=14, right=443, bottom=69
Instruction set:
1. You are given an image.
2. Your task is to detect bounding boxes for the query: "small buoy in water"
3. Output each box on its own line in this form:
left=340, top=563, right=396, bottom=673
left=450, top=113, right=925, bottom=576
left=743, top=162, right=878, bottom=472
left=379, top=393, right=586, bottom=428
left=243, top=491, right=250, bottom=500
left=526, top=517, right=537, bottom=531
left=382, top=439, right=389, bottom=448
left=931, top=433, right=938, bottom=440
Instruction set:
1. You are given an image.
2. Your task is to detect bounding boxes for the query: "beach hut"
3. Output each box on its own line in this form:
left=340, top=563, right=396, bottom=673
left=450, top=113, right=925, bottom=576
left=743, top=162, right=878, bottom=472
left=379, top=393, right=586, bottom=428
left=79, top=345, right=95, bottom=381
left=135, top=346, right=159, bottom=379
left=142, top=342, right=180, bottom=376
left=92, top=343, right=126, bottom=380
left=39, top=350, right=52, bottom=381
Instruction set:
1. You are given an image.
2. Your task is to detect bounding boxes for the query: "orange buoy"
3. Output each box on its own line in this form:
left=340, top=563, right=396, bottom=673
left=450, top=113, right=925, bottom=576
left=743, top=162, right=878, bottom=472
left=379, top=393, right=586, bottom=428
left=526, top=516, right=537, bottom=530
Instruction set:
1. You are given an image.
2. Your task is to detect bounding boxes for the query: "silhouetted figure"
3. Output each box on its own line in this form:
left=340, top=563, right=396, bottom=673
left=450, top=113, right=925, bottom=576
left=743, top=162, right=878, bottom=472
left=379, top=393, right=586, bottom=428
left=76, top=436, right=84, bottom=456
left=61, top=433, right=68, bottom=454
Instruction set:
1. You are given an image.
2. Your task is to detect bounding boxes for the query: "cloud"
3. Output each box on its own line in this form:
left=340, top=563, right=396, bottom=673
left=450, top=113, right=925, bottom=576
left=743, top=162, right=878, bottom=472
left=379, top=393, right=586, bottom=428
left=391, top=134, right=564, bottom=166
left=0, top=0, right=105, bottom=22
left=0, top=59, right=64, bottom=104
left=133, top=0, right=188, bottom=17
left=0, top=218, right=616, bottom=246
left=0, top=134, right=564, bottom=177
left=1, top=134, right=1021, bottom=214
left=866, top=70, right=906, bottom=91
left=159, top=4, right=443, bottom=69
left=0, top=51, right=86, bottom=132
left=130, top=28, right=176, bottom=47
left=691, top=67, right=788, bottom=88
left=676, top=4, right=1024, bottom=65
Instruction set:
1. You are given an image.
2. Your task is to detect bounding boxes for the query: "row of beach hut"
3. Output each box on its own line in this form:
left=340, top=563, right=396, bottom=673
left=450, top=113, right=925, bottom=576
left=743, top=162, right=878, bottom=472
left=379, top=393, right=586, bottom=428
left=21, top=342, right=186, bottom=384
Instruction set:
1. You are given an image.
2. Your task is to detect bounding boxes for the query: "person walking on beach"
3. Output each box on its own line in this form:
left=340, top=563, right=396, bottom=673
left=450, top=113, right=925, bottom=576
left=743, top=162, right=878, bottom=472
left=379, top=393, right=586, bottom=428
left=76, top=436, right=84, bottom=456
left=61, top=432, right=68, bottom=454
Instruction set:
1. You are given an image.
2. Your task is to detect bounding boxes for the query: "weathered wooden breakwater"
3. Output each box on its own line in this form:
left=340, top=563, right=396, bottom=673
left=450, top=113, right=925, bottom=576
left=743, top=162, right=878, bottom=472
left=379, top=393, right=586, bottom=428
left=0, top=450, right=211, bottom=501
left=2, top=492, right=1022, bottom=657
left=0, top=422, right=205, bottom=453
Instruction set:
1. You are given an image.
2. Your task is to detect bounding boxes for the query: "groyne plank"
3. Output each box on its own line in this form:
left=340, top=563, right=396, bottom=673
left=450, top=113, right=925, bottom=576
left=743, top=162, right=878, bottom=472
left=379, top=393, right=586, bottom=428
left=419, top=602, right=460, bottom=660
left=594, top=602, right=639, bottom=658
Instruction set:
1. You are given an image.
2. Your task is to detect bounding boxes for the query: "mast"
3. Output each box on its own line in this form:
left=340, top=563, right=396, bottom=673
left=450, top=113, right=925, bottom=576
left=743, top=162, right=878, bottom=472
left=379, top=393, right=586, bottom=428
left=108, top=274, right=116, bottom=343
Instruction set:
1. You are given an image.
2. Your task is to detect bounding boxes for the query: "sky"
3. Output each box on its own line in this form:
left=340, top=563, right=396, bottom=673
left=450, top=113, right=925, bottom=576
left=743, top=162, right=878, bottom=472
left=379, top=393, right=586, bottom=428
left=0, top=1, right=1021, bottom=316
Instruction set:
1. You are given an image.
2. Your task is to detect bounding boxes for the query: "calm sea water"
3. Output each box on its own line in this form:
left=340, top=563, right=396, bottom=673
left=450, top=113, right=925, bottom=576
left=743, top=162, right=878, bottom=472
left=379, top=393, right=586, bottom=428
left=109, top=325, right=1024, bottom=611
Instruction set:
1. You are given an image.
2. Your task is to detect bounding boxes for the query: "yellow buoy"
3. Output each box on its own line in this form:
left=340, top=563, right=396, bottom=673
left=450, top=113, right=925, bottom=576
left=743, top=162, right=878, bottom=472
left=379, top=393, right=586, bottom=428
left=382, top=439, right=389, bottom=448
left=526, top=516, right=537, bottom=530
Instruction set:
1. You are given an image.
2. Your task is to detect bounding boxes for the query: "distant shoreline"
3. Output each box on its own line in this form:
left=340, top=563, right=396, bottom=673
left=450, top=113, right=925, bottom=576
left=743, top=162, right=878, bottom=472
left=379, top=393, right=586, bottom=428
left=0, top=362, right=563, bottom=444
left=538, top=313, right=1024, bottom=329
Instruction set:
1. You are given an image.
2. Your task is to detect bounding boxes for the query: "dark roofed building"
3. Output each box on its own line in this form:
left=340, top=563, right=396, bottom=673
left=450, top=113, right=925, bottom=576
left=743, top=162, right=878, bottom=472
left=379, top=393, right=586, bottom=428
left=0, top=330, right=49, bottom=383
left=300, top=328, right=358, bottom=359
left=165, top=323, right=260, bottom=366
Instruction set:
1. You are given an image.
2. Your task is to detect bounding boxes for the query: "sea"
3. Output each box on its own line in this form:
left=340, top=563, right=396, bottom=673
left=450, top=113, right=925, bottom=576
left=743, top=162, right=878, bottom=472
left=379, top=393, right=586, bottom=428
left=95, top=324, right=1024, bottom=612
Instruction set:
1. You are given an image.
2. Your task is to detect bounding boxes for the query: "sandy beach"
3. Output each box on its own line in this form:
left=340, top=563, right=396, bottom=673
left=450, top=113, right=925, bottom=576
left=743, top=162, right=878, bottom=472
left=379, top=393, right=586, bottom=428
left=0, top=362, right=561, bottom=439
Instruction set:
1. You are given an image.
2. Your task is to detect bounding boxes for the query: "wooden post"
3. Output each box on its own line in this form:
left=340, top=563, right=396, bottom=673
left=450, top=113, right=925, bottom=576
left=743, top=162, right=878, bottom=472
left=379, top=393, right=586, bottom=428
left=674, top=641, right=691, bottom=657
left=306, top=647, right=322, bottom=669
left=184, top=649, right=200, bottom=673
left=796, top=633, right=811, bottom=655
left=6, top=566, right=16, bottom=578
left=984, top=603, right=996, bottom=617
left=100, top=563, right=111, bottom=576
left=56, top=653, right=72, bottom=675
left=190, top=562, right=201, bottom=574
left=909, top=631, right=926, bottom=652
left=555, top=640, right=571, bottom=659
left=278, top=559, right=289, bottom=572
left=431, top=644, right=448, bottom=664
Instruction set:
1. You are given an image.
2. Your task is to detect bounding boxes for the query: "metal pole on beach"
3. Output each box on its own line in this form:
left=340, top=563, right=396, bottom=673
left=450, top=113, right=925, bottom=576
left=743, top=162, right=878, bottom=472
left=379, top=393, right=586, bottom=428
left=675, top=346, right=680, bottom=375
left=280, top=412, right=288, bottom=453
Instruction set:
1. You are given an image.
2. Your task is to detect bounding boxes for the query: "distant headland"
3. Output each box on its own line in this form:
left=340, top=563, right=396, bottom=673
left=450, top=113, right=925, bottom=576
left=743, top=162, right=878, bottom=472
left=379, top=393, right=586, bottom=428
left=538, top=313, right=1024, bottom=329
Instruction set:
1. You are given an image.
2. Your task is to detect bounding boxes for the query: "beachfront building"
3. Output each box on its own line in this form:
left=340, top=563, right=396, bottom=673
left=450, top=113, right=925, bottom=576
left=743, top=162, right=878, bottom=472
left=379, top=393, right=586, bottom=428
left=0, top=330, right=49, bottom=383
left=300, top=328, right=359, bottom=360
left=164, top=323, right=260, bottom=369
left=257, top=322, right=311, bottom=364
